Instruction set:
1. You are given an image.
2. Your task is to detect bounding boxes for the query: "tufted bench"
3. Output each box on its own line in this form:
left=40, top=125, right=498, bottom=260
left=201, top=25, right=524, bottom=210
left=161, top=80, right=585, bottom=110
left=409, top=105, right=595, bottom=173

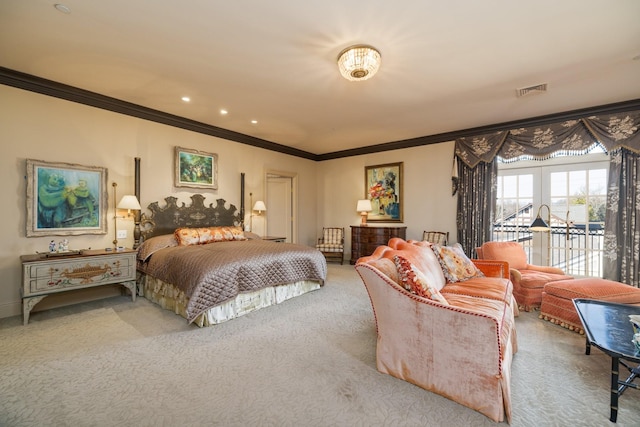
left=540, top=278, right=640, bottom=333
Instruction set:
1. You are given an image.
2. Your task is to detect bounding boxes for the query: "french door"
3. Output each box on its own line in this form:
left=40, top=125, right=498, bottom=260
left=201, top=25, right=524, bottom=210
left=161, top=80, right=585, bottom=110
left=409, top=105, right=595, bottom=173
left=495, top=153, right=608, bottom=277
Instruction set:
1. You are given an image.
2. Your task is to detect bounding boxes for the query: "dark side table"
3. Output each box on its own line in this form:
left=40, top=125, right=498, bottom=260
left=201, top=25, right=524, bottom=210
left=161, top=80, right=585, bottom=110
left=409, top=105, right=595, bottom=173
left=573, top=299, right=640, bottom=423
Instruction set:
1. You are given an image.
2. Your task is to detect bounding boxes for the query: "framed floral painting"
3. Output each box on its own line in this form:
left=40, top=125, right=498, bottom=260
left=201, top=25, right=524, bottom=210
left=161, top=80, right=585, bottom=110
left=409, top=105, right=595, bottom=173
left=365, top=162, right=403, bottom=222
left=174, top=146, right=218, bottom=190
left=26, top=159, right=108, bottom=237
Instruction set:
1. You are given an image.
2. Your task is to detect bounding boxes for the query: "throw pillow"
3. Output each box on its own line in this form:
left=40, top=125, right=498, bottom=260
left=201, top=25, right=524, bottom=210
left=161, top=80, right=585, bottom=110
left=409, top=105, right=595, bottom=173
left=393, top=255, right=449, bottom=305
left=175, top=226, right=246, bottom=246
left=432, top=243, right=484, bottom=283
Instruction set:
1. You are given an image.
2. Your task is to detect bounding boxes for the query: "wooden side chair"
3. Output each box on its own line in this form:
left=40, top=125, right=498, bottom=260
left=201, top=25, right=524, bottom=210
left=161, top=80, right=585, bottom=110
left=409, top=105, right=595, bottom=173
left=422, top=231, right=449, bottom=246
left=316, top=227, right=344, bottom=264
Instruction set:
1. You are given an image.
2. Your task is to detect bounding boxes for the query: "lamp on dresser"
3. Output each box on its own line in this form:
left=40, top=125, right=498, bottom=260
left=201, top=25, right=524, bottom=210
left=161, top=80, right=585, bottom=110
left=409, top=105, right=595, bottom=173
left=356, top=199, right=372, bottom=225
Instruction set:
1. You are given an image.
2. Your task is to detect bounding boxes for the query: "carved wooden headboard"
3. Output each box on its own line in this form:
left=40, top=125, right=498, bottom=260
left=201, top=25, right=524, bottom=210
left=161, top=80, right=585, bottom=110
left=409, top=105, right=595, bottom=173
left=134, top=167, right=246, bottom=243
left=139, top=194, right=243, bottom=241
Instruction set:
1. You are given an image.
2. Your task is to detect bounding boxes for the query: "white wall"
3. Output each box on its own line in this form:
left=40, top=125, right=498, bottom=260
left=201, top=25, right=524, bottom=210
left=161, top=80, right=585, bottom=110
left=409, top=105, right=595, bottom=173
left=316, top=143, right=457, bottom=260
left=0, top=84, right=458, bottom=319
left=0, top=85, right=319, bottom=318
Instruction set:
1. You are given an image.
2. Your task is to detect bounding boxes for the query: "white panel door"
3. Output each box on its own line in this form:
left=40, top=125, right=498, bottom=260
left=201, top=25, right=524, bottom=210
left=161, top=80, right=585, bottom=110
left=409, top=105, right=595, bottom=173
left=266, top=176, right=292, bottom=242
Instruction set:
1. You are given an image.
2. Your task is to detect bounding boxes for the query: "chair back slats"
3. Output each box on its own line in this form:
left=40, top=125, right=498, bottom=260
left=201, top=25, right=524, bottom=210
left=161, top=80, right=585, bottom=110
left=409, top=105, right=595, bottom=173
left=422, top=231, right=449, bottom=246
left=316, top=227, right=344, bottom=264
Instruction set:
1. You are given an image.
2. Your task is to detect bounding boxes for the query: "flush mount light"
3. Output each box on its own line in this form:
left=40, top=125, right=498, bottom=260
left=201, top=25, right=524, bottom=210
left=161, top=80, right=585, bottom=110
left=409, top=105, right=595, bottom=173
left=251, top=120, right=258, bottom=124
left=181, top=96, right=190, bottom=102
left=54, top=4, right=71, bottom=14
left=220, top=109, right=228, bottom=115
left=337, top=45, right=381, bottom=81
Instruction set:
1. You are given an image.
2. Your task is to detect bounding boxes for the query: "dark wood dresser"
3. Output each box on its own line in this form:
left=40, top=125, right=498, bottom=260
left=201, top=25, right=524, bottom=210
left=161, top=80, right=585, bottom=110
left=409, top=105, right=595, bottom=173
left=350, top=225, right=407, bottom=264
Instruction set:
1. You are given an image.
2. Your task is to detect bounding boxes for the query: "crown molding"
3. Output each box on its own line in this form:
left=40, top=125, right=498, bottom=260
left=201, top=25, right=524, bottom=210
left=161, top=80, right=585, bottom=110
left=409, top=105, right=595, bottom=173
left=2, top=67, right=639, bottom=162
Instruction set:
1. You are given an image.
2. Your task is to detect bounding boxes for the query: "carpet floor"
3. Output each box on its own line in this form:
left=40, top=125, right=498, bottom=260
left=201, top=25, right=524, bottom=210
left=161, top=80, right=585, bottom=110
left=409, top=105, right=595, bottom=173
left=1, top=264, right=639, bottom=426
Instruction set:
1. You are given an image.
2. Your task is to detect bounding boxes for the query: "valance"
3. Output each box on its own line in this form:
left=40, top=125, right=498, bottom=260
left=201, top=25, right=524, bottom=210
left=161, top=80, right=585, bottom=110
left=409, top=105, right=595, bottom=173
left=455, top=110, right=640, bottom=168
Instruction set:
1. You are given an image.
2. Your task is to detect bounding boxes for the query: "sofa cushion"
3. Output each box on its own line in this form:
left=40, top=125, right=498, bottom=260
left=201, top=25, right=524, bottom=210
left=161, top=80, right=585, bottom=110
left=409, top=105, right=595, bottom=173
left=385, top=238, right=447, bottom=291
left=441, top=276, right=513, bottom=305
left=394, top=256, right=449, bottom=305
left=432, top=243, right=484, bottom=283
left=481, top=241, right=528, bottom=270
left=519, top=270, right=573, bottom=290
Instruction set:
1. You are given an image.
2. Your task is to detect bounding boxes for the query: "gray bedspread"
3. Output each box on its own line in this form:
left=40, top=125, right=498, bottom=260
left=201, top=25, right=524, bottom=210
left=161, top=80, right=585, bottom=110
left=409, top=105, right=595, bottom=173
left=142, top=240, right=327, bottom=322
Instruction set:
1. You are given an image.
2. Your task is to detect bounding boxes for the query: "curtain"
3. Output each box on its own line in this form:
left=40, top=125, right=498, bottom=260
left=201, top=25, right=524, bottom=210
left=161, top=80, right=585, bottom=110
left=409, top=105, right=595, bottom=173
left=603, top=148, right=640, bottom=287
left=456, top=159, right=497, bottom=257
left=454, top=109, right=640, bottom=275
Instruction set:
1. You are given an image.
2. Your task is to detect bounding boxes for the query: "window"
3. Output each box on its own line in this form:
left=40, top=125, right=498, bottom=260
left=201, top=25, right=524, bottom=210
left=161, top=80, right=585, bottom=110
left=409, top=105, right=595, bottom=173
left=496, top=152, right=608, bottom=277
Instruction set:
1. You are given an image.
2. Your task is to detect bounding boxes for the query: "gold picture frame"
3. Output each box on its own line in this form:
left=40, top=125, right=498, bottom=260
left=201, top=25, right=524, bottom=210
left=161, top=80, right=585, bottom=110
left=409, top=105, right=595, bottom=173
left=174, top=146, right=218, bottom=190
left=26, top=159, right=108, bottom=237
left=365, top=162, right=403, bottom=222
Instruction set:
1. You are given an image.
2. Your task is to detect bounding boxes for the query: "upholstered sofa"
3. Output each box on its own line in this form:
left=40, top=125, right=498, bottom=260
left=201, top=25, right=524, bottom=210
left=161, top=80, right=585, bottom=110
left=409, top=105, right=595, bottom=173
left=355, top=238, right=518, bottom=423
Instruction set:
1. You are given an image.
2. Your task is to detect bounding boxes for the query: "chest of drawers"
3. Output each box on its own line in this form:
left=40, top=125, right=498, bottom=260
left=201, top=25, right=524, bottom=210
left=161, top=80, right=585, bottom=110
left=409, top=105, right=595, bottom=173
left=21, top=249, right=137, bottom=324
left=350, top=226, right=407, bottom=264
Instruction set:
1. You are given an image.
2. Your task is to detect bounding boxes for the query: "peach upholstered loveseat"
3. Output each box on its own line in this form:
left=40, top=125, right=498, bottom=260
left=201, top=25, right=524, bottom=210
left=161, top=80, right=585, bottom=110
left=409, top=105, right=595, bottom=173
left=355, top=238, right=518, bottom=423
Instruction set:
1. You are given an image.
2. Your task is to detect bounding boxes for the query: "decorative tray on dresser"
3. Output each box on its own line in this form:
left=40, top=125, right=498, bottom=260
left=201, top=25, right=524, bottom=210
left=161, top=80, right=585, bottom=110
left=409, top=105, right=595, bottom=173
left=20, top=249, right=137, bottom=325
left=350, top=225, right=407, bottom=264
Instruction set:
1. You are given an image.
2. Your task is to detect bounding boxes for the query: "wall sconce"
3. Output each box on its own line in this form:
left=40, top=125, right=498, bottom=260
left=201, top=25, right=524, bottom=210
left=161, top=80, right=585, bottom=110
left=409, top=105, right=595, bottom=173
left=356, top=199, right=372, bottom=225
left=530, top=204, right=551, bottom=232
left=112, top=182, right=141, bottom=247
left=249, top=192, right=266, bottom=232
left=117, top=195, right=141, bottom=217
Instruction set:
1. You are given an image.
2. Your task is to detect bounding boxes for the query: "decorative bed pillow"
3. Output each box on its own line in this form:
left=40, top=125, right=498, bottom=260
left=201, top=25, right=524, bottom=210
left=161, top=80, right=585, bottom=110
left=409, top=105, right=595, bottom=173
left=393, top=255, right=449, bottom=305
left=432, top=243, right=484, bottom=283
left=174, top=226, right=247, bottom=246
left=136, top=234, right=178, bottom=261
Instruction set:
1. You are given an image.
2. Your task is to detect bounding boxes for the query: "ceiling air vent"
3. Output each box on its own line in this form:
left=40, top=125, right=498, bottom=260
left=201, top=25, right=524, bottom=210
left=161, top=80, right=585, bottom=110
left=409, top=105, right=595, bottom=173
left=516, top=83, right=548, bottom=97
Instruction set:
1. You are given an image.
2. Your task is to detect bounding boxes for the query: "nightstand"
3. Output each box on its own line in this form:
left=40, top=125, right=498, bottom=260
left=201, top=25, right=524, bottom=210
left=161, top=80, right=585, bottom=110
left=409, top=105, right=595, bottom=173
left=20, top=249, right=137, bottom=325
left=262, top=236, right=286, bottom=242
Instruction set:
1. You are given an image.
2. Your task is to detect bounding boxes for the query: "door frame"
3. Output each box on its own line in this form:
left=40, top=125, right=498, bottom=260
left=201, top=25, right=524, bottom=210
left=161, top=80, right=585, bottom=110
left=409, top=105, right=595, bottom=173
left=265, top=170, right=298, bottom=243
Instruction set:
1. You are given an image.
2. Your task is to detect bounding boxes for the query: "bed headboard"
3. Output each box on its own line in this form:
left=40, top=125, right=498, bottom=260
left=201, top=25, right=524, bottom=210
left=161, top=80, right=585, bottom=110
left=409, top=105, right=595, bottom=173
left=133, top=164, right=246, bottom=245
left=139, top=194, right=243, bottom=241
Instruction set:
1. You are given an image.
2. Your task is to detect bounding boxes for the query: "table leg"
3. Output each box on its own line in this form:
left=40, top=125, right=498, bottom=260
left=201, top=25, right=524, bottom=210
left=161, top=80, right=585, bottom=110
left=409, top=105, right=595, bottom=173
left=610, top=357, right=619, bottom=423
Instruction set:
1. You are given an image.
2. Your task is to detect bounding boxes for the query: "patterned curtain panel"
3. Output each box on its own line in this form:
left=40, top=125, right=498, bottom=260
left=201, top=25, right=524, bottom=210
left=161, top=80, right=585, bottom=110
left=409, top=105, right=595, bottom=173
left=456, top=159, right=497, bottom=257
left=455, top=110, right=640, bottom=167
left=454, top=109, right=640, bottom=278
left=604, top=148, right=640, bottom=287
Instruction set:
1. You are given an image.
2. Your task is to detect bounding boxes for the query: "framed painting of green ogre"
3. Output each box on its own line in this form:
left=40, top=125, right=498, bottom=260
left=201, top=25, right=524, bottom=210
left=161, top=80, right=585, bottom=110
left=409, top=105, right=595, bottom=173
left=175, top=146, right=218, bottom=190
left=26, top=159, right=108, bottom=237
left=365, top=162, right=403, bottom=222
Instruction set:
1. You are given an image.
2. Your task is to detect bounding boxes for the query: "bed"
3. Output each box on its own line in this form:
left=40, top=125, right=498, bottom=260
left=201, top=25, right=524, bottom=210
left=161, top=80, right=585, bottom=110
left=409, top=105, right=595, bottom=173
left=136, top=193, right=327, bottom=327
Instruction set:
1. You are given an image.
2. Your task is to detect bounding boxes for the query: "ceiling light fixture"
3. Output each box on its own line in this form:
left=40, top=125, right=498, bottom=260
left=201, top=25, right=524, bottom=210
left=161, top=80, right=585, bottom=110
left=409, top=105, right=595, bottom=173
left=54, top=4, right=71, bottom=14
left=337, top=45, right=381, bottom=81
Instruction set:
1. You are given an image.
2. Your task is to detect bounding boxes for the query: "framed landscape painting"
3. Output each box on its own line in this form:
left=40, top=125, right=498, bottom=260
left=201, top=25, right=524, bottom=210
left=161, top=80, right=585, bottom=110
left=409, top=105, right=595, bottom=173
left=175, top=146, right=218, bottom=190
left=26, top=159, right=108, bottom=237
left=365, top=162, right=403, bottom=222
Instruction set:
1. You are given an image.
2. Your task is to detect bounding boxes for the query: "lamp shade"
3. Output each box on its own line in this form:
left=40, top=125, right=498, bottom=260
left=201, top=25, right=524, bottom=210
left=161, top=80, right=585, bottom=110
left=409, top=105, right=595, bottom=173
left=117, top=195, right=141, bottom=211
left=356, top=199, right=372, bottom=213
left=337, top=45, right=381, bottom=81
left=253, top=201, right=266, bottom=213
left=530, top=216, right=551, bottom=232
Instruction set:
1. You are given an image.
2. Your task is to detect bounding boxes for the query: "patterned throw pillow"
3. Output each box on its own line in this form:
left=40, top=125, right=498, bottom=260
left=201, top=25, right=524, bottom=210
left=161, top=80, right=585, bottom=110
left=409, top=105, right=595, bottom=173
left=431, top=243, right=484, bottom=283
left=175, top=226, right=246, bottom=246
left=393, top=255, right=449, bottom=305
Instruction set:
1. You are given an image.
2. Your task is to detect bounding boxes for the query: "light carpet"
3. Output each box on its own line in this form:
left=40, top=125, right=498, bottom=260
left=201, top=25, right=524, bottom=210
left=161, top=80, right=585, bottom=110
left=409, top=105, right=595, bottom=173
left=1, top=264, right=639, bottom=426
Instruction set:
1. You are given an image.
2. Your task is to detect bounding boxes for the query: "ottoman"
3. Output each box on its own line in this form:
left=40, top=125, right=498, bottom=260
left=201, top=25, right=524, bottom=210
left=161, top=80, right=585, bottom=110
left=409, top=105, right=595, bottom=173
left=540, top=278, right=640, bottom=333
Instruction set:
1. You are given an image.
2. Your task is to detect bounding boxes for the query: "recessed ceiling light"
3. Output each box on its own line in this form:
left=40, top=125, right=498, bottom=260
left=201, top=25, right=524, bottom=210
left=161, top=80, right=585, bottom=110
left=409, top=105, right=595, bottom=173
left=54, top=4, right=71, bottom=14
left=220, top=109, right=228, bottom=115
left=181, top=96, right=190, bottom=102
left=251, top=120, right=258, bottom=124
